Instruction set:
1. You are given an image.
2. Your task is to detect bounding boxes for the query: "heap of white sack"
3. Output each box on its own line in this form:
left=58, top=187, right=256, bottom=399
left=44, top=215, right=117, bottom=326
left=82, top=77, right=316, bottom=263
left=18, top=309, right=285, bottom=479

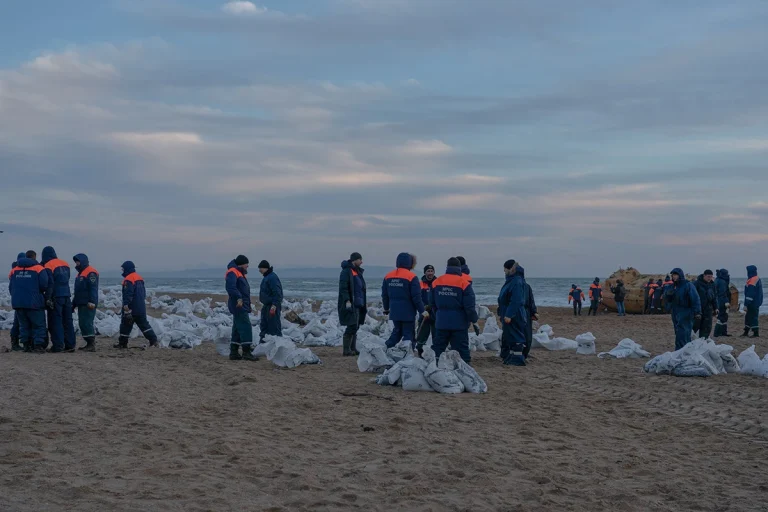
left=736, top=345, right=768, bottom=378
left=643, top=339, right=741, bottom=377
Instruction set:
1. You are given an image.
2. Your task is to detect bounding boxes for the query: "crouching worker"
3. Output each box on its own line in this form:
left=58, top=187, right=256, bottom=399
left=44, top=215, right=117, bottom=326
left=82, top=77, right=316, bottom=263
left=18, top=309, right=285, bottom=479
left=116, top=261, right=159, bottom=349
left=383, top=253, right=426, bottom=351
left=431, top=257, right=477, bottom=364
left=498, top=259, right=527, bottom=366
left=72, top=254, right=99, bottom=352
left=258, top=260, right=283, bottom=343
left=226, top=255, right=257, bottom=360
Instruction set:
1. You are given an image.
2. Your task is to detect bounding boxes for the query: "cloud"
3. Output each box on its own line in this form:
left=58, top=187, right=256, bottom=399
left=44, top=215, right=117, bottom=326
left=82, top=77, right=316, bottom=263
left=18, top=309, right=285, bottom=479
left=221, top=1, right=266, bottom=15
left=399, top=139, right=453, bottom=156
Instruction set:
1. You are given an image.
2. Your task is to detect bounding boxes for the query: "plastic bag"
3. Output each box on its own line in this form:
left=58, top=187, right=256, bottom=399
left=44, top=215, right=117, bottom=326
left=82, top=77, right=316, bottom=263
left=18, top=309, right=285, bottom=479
left=598, top=339, right=650, bottom=359
left=575, top=332, right=596, bottom=355
left=358, top=341, right=396, bottom=373
left=438, top=351, right=487, bottom=393
left=539, top=337, right=578, bottom=351
left=538, top=324, right=554, bottom=337
left=401, top=358, right=432, bottom=391
left=738, top=346, right=765, bottom=377
left=424, top=359, right=465, bottom=394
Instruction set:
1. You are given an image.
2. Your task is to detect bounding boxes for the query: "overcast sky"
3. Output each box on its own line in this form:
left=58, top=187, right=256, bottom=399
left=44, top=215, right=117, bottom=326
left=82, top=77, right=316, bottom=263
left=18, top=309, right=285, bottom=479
left=1, top=0, right=767, bottom=277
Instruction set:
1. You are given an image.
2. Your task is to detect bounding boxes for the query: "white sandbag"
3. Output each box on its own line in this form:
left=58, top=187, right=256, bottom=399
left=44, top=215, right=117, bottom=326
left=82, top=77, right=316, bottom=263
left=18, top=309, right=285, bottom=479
left=598, top=339, right=650, bottom=359
left=531, top=332, right=550, bottom=349
left=386, top=340, right=412, bottom=362
left=538, top=337, right=578, bottom=351
left=424, top=359, right=465, bottom=394
left=257, top=336, right=322, bottom=368
left=575, top=332, right=596, bottom=355
left=738, top=346, right=765, bottom=377
left=400, top=358, right=432, bottom=391
left=358, top=341, right=396, bottom=373
left=538, top=324, right=554, bottom=337
left=438, top=351, right=488, bottom=393
left=644, top=339, right=731, bottom=377
left=476, top=305, right=494, bottom=319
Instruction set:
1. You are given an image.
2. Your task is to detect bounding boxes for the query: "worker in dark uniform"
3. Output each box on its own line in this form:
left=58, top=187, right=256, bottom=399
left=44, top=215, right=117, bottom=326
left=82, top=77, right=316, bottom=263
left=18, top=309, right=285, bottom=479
left=693, top=270, right=717, bottom=339
left=742, top=265, right=763, bottom=338
left=339, top=252, right=366, bottom=356
left=258, top=260, right=283, bottom=343
left=382, top=253, right=426, bottom=350
left=415, top=264, right=437, bottom=356
left=568, top=284, right=585, bottom=316
left=714, top=269, right=732, bottom=337
left=72, top=254, right=99, bottom=352
left=117, top=261, right=159, bottom=349
left=8, top=252, right=25, bottom=351
left=432, top=257, right=477, bottom=364
left=9, top=251, right=49, bottom=353
left=588, top=278, right=602, bottom=316
left=226, top=255, right=257, bottom=360
left=41, top=246, right=76, bottom=352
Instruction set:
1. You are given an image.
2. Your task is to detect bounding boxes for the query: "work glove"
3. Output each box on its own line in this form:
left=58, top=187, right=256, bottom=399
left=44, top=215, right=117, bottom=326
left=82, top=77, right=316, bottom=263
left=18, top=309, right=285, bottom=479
left=472, top=324, right=480, bottom=336
left=270, top=305, right=277, bottom=317
left=88, top=302, right=96, bottom=310
left=236, top=298, right=243, bottom=309
left=46, top=299, right=55, bottom=310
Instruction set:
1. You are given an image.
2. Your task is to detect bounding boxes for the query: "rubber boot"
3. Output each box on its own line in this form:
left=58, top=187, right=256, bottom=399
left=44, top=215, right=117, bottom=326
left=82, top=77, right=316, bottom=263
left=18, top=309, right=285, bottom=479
left=342, top=333, right=353, bottom=356
left=351, top=334, right=360, bottom=356
left=242, top=344, right=258, bottom=361
left=229, top=343, right=242, bottom=360
left=114, top=337, right=129, bottom=349
left=741, top=327, right=751, bottom=337
left=80, top=336, right=96, bottom=352
left=752, top=328, right=760, bottom=338
left=23, top=340, right=33, bottom=353
left=11, top=335, right=23, bottom=352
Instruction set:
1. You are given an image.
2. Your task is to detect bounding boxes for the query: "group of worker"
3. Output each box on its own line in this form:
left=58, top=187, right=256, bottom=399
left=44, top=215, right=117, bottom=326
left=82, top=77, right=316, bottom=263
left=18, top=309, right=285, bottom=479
left=8, top=247, right=158, bottom=353
left=567, top=278, right=608, bottom=316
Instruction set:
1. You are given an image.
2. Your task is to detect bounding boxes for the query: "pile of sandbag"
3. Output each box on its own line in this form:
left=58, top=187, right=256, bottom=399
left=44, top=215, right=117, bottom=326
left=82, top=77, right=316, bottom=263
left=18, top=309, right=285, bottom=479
left=575, top=332, right=596, bottom=355
left=737, top=345, right=768, bottom=378
left=470, top=319, right=501, bottom=352
left=532, top=325, right=578, bottom=351
left=357, top=335, right=397, bottom=373
left=643, top=339, right=740, bottom=377
left=598, top=339, right=650, bottom=359
left=376, top=350, right=487, bottom=394
left=252, top=335, right=321, bottom=368
left=0, top=310, right=14, bottom=330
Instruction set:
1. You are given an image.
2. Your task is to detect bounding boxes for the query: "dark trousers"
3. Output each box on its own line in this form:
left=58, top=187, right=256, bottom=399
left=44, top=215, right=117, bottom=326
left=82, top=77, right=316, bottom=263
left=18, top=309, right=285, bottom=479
left=644, top=296, right=650, bottom=314
left=572, top=301, right=582, bottom=316
left=10, top=311, right=20, bottom=339
left=433, top=329, right=470, bottom=363
left=588, top=300, right=599, bottom=316
left=231, top=311, right=253, bottom=347
left=259, top=305, right=282, bottom=342
left=47, top=296, right=76, bottom=350
left=416, top=317, right=436, bottom=347
left=714, top=308, right=729, bottom=336
left=16, top=309, right=47, bottom=347
left=77, top=306, right=96, bottom=338
left=745, top=305, right=760, bottom=332
left=500, top=318, right=527, bottom=360
left=694, top=312, right=713, bottom=339
left=344, top=307, right=366, bottom=336
left=523, top=315, right=533, bottom=358
left=119, top=314, right=158, bottom=344
left=674, top=309, right=693, bottom=351
left=385, top=320, right=415, bottom=349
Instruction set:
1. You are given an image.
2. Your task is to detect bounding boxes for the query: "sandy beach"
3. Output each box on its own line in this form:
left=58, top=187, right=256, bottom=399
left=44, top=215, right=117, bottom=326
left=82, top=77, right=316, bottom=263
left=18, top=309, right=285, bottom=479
left=1, top=306, right=767, bottom=512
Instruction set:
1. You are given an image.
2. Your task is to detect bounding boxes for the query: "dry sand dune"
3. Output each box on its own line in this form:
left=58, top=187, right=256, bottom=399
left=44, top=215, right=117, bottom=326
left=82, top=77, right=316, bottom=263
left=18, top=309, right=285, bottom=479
left=1, top=307, right=767, bottom=511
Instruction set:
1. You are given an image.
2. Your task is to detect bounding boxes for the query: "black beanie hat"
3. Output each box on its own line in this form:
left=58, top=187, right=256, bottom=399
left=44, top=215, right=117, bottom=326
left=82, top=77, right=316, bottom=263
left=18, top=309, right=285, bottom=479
left=572, top=284, right=577, bottom=289
left=424, top=264, right=435, bottom=273
left=504, top=259, right=516, bottom=270
left=235, top=255, right=249, bottom=266
left=350, top=252, right=362, bottom=262
left=258, top=260, right=270, bottom=269
left=456, top=256, right=466, bottom=266
left=704, top=269, right=713, bottom=276
left=447, top=257, right=461, bottom=267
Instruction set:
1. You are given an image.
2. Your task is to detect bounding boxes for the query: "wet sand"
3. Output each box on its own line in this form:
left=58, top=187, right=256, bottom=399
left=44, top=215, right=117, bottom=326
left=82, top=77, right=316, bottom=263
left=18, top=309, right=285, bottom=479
left=1, top=307, right=767, bottom=511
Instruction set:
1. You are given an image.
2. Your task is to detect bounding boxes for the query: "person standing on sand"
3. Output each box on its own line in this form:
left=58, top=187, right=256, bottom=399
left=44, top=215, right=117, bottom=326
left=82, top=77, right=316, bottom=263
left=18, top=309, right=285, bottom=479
left=610, top=279, right=627, bottom=317
left=8, top=252, right=26, bottom=351
left=117, top=261, right=160, bottom=350
left=72, top=254, right=99, bottom=352
left=382, top=253, right=426, bottom=350
left=520, top=266, right=538, bottom=360
left=432, top=257, right=477, bottom=364
left=661, top=275, right=673, bottom=313
left=415, top=264, right=437, bottom=357
left=742, top=265, right=762, bottom=338
left=41, top=246, right=76, bottom=352
left=225, top=255, right=257, bottom=361
left=643, top=279, right=654, bottom=314
left=665, top=268, right=701, bottom=350
left=497, top=259, right=526, bottom=366
left=568, top=284, right=585, bottom=316
left=339, top=252, right=367, bottom=357
left=693, top=270, right=717, bottom=339
left=9, top=251, right=48, bottom=354
left=652, top=279, right=664, bottom=314
left=714, top=269, right=732, bottom=337
left=587, top=278, right=602, bottom=316
left=257, top=260, right=283, bottom=344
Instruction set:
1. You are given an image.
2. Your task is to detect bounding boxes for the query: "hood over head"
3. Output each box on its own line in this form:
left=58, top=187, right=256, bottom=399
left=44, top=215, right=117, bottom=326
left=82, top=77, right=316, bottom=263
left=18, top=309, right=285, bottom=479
left=73, top=254, right=90, bottom=271
left=572, top=284, right=577, bottom=289
left=656, top=279, right=663, bottom=285
left=517, top=265, right=525, bottom=278
left=717, top=268, right=730, bottom=280
left=747, top=265, right=758, bottom=278
left=16, top=257, right=39, bottom=268
left=121, top=261, right=136, bottom=277
left=41, top=246, right=57, bottom=264
left=670, top=268, right=685, bottom=285
left=396, top=252, right=415, bottom=270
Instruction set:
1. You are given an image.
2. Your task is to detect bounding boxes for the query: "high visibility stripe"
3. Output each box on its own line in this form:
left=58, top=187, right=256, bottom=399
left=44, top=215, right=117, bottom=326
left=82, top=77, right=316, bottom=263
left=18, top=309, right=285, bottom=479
left=226, top=268, right=243, bottom=279
left=123, top=273, right=144, bottom=285
left=434, top=274, right=470, bottom=290
left=385, top=268, right=417, bottom=281
left=78, top=266, right=99, bottom=277
left=747, top=276, right=759, bottom=286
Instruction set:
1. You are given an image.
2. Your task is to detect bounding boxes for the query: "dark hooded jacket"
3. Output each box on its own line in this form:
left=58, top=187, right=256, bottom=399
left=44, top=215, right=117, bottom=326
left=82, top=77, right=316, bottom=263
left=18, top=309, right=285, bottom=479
left=382, top=253, right=425, bottom=321
left=225, top=260, right=251, bottom=315
left=41, top=246, right=71, bottom=298
left=745, top=265, right=763, bottom=309
left=121, top=261, right=147, bottom=316
left=520, top=266, right=537, bottom=317
left=610, top=281, right=626, bottom=302
left=73, top=253, right=99, bottom=306
left=665, top=268, right=701, bottom=314
left=589, top=279, right=602, bottom=301
left=420, top=274, right=436, bottom=310
left=338, top=260, right=367, bottom=326
left=259, top=267, right=283, bottom=307
left=694, top=274, right=717, bottom=314
left=715, top=269, right=732, bottom=309
left=9, top=257, right=48, bottom=310
left=498, top=267, right=526, bottom=323
left=432, top=265, right=477, bottom=330
left=8, top=252, right=25, bottom=279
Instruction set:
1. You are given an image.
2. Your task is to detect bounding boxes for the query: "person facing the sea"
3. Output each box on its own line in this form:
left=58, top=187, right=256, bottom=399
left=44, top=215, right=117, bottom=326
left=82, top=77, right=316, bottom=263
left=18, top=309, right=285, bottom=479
left=339, top=252, right=366, bottom=357
left=258, top=260, right=283, bottom=344
left=225, top=255, right=257, bottom=361
left=9, top=250, right=48, bottom=354
left=431, top=257, right=477, bottom=364
left=742, top=265, right=762, bottom=338
left=665, top=268, right=701, bottom=350
left=41, top=246, right=76, bottom=352
left=8, top=252, right=25, bottom=351
left=643, top=279, right=654, bottom=314
left=652, top=279, right=664, bottom=314
left=415, top=264, right=437, bottom=357
left=693, top=270, right=717, bottom=339
left=382, top=253, right=426, bottom=351
left=610, top=279, right=627, bottom=317
left=568, top=284, right=585, bottom=316
left=72, top=253, right=99, bottom=352
left=714, top=268, right=732, bottom=337
left=588, top=278, right=602, bottom=316
left=117, top=261, right=159, bottom=350
left=498, top=259, right=527, bottom=366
